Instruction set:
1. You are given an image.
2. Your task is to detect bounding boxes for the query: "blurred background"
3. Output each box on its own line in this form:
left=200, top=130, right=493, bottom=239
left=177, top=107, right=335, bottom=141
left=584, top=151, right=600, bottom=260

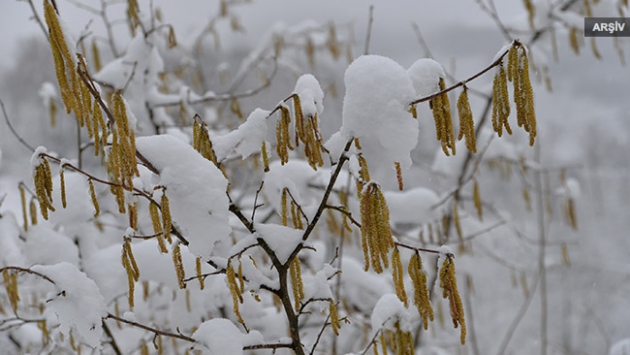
left=1, top=1, right=629, bottom=354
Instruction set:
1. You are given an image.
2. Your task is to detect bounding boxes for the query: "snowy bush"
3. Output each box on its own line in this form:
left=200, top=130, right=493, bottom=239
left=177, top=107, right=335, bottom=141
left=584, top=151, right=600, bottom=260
left=1, top=1, right=627, bottom=354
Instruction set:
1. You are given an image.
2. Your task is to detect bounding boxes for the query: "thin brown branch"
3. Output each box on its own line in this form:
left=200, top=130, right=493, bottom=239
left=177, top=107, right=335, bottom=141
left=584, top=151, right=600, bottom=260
left=409, top=41, right=519, bottom=106
left=105, top=313, right=196, bottom=343
left=0, top=266, right=56, bottom=285
left=1, top=99, right=35, bottom=153
left=25, top=0, right=50, bottom=42
left=363, top=5, right=375, bottom=55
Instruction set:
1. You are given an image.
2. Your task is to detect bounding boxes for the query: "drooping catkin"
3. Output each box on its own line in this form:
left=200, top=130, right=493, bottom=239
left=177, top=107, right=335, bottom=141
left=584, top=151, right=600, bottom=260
left=45, top=0, right=78, bottom=115
left=395, top=162, right=404, bottom=191
left=360, top=182, right=394, bottom=273
left=457, top=87, right=477, bottom=153
left=226, top=261, right=245, bottom=324
left=34, top=159, right=55, bottom=220
left=59, top=166, right=67, bottom=209
left=172, top=243, right=186, bottom=289
left=261, top=140, right=270, bottom=172
left=122, top=238, right=140, bottom=308
left=3, top=270, right=20, bottom=313
left=439, top=254, right=466, bottom=345
left=329, top=300, right=341, bottom=335
left=491, top=65, right=512, bottom=137
left=473, top=180, right=483, bottom=221
left=196, top=257, right=205, bottom=290
left=275, top=106, right=292, bottom=164
left=430, top=78, right=456, bottom=156
left=290, top=257, right=304, bottom=310
left=19, top=184, right=28, bottom=231
left=161, top=192, right=172, bottom=243
left=409, top=252, right=433, bottom=329
left=149, top=202, right=168, bottom=253
left=30, top=200, right=38, bottom=226
left=391, top=248, right=408, bottom=307
left=88, top=179, right=100, bottom=217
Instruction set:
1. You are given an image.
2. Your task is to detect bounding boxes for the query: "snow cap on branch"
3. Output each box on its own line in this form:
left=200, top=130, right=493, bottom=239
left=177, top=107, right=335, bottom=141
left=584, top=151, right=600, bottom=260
left=135, top=135, right=231, bottom=258
left=341, top=55, right=418, bottom=169
left=407, top=58, right=445, bottom=97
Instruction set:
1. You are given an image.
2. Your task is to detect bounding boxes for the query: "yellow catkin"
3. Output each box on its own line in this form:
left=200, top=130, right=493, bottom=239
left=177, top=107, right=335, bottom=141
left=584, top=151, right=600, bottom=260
left=230, top=98, right=243, bottom=119
left=380, top=332, right=388, bottom=355
left=93, top=100, right=105, bottom=157
left=306, top=37, right=315, bottom=67
left=167, top=26, right=178, bottom=49
left=30, top=200, right=38, bottom=226
left=34, top=160, right=55, bottom=220
left=19, top=185, right=28, bottom=231
left=590, top=37, right=602, bottom=60
left=226, top=262, right=245, bottom=324
left=149, top=202, right=168, bottom=253
left=518, top=51, right=537, bottom=146
left=196, top=257, right=205, bottom=290
left=290, top=258, right=304, bottom=310
left=49, top=100, right=57, bottom=127
left=523, top=0, right=535, bottom=29
left=185, top=289, right=191, bottom=312
left=91, top=39, right=101, bottom=72
left=281, top=188, right=289, bottom=226
left=330, top=301, right=341, bottom=335
left=457, top=87, right=477, bottom=153
left=507, top=46, right=518, bottom=83
left=261, top=140, right=270, bottom=172
left=237, top=261, right=245, bottom=294
left=569, top=27, right=580, bottom=55
left=128, top=202, right=138, bottom=230
left=473, top=180, right=483, bottom=221
left=122, top=252, right=136, bottom=307
left=392, top=248, right=408, bottom=307
left=395, top=162, right=404, bottom=191
left=3, top=270, right=20, bottom=313
left=360, top=183, right=394, bottom=273
left=45, top=0, right=77, bottom=115
left=453, top=203, right=463, bottom=240
left=88, top=179, right=100, bottom=217
left=172, top=244, right=186, bottom=289
left=439, top=255, right=466, bottom=345
left=161, top=193, right=172, bottom=243
left=491, top=66, right=512, bottom=137
left=431, top=78, right=455, bottom=156
left=59, top=166, right=67, bottom=209
left=409, top=252, right=433, bottom=329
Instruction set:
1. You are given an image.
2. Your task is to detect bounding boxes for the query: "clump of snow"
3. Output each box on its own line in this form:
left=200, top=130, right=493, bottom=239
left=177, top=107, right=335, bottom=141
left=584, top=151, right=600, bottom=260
left=293, top=74, right=325, bottom=117
left=610, top=338, right=630, bottom=355
left=407, top=58, right=445, bottom=97
left=370, top=294, right=412, bottom=334
left=255, top=223, right=303, bottom=264
left=192, top=318, right=244, bottom=355
left=30, top=146, right=48, bottom=167
left=0, top=213, right=26, bottom=266
left=438, top=245, right=454, bottom=256
left=262, top=159, right=320, bottom=213
left=31, top=262, right=107, bottom=349
left=341, top=257, right=393, bottom=314
left=135, top=135, right=231, bottom=258
left=556, top=178, right=581, bottom=199
left=341, top=55, right=418, bottom=169
left=38, top=82, right=57, bottom=108
left=384, top=187, right=441, bottom=226
left=213, top=108, right=270, bottom=160
left=25, top=225, right=79, bottom=267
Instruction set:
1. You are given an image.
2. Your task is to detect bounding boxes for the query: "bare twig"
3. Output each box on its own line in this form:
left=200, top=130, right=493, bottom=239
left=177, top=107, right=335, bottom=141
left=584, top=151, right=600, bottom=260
left=363, top=5, right=375, bottom=55
left=1, top=99, right=35, bottom=152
